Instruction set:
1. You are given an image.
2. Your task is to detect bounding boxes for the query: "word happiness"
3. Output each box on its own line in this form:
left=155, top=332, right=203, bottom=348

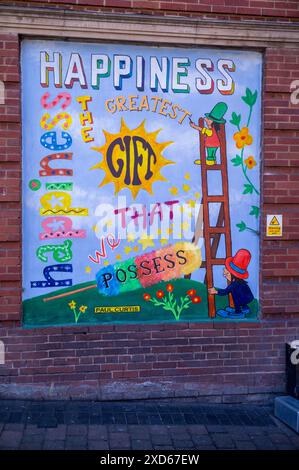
left=40, top=52, right=236, bottom=94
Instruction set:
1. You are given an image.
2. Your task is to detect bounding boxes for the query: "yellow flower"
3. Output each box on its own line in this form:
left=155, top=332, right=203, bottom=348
left=233, top=127, right=253, bottom=149
left=68, top=300, right=76, bottom=310
left=244, top=156, right=257, bottom=170
left=79, top=305, right=88, bottom=313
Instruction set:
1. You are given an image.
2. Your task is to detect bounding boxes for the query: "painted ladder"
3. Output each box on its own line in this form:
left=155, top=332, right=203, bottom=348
left=192, top=117, right=233, bottom=318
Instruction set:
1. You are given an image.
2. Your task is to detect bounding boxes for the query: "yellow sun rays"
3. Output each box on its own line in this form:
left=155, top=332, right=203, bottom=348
left=91, top=118, right=174, bottom=199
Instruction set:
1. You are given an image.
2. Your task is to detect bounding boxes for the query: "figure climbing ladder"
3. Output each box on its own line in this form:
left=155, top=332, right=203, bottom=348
left=189, top=103, right=233, bottom=318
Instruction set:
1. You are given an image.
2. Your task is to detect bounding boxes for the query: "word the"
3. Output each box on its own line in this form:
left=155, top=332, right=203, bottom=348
left=76, top=95, right=94, bottom=142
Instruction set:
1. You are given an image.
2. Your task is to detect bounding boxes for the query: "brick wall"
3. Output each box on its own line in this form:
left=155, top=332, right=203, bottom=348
left=4, top=0, right=299, bottom=21
left=0, top=2, right=298, bottom=401
left=0, top=33, right=21, bottom=325
left=1, top=320, right=299, bottom=401
left=262, top=47, right=299, bottom=316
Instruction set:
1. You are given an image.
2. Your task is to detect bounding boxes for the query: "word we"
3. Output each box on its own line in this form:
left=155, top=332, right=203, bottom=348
left=88, top=234, right=120, bottom=264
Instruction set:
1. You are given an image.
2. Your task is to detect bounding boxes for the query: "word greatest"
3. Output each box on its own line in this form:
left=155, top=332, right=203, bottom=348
left=105, top=95, right=191, bottom=124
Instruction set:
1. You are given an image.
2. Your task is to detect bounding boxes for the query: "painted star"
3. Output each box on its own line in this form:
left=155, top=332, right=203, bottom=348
left=181, top=204, right=192, bottom=216
left=115, top=254, right=122, bottom=260
left=194, top=192, right=201, bottom=199
left=85, top=266, right=92, bottom=274
left=183, top=184, right=190, bottom=193
left=160, top=238, right=168, bottom=246
left=138, top=233, right=155, bottom=250
left=187, top=199, right=196, bottom=208
left=127, top=232, right=136, bottom=242
left=184, top=173, right=191, bottom=180
left=181, top=221, right=190, bottom=231
left=124, top=246, right=132, bottom=254
left=48, top=195, right=65, bottom=209
left=104, top=260, right=109, bottom=266
left=133, top=246, right=139, bottom=252
left=46, top=218, right=66, bottom=231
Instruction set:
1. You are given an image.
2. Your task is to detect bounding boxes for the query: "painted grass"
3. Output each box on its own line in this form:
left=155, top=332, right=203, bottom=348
left=23, top=278, right=259, bottom=327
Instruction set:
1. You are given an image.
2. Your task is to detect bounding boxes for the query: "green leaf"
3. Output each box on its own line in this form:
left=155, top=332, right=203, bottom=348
left=236, top=221, right=247, bottom=232
left=231, top=155, right=242, bottom=166
left=242, top=88, right=258, bottom=107
left=249, top=205, right=260, bottom=218
left=251, top=90, right=258, bottom=106
left=242, top=96, right=250, bottom=106
left=229, top=112, right=241, bottom=127
left=243, top=183, right=254, bottom=194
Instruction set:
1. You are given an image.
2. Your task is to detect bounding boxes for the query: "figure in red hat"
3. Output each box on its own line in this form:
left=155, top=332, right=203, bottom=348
left=208, top=249, right=254, bottom=319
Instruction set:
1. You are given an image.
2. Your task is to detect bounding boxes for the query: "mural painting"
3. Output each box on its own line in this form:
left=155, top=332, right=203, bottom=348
left=21, top=40, right=262, bottom=326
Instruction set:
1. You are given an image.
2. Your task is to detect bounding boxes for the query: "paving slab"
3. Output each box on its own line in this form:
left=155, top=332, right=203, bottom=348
left=0, top=398, right=298, bottom=450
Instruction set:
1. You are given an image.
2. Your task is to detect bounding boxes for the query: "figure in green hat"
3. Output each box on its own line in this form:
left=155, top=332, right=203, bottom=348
left=189, top=102, right=228, bottom=166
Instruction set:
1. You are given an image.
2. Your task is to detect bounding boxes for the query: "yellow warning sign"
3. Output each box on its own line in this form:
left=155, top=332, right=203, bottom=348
left=266, top=214, right=282, bottom=237
left=94, top=305, right=141, bottom=314
left=269, top=216, right=279, bottom=225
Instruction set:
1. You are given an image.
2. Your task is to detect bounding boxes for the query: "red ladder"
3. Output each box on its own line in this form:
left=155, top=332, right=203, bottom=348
left=195, top=117, right=233, bottom=318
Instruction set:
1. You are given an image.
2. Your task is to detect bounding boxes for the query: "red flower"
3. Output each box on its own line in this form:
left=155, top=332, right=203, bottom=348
left=156, top=290, right=165, bottom=299
left=191, top=296, right=201, bottom=304
left=166, top=284, right=174, bottom=292
left=187, top=289, right=196, bottom=297
left=143, top=293, right=151, bottom=301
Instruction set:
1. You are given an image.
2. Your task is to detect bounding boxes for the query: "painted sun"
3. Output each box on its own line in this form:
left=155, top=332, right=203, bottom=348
left=91, top=118, right=174, bottom=199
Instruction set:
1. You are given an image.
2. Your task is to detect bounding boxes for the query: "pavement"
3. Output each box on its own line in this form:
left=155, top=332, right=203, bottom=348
left=0, top=399, right=298, bottom=450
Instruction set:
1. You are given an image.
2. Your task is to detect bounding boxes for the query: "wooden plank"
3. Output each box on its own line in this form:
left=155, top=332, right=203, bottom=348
left=207, top=195, right=225, bottom=202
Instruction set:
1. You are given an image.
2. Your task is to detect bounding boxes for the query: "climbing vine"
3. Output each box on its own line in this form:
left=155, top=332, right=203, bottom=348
left=230, top=88, right=260, bottom=236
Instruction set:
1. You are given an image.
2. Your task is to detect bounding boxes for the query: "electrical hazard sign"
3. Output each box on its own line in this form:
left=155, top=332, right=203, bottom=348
left=266, top=214, right=283, bottom=237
